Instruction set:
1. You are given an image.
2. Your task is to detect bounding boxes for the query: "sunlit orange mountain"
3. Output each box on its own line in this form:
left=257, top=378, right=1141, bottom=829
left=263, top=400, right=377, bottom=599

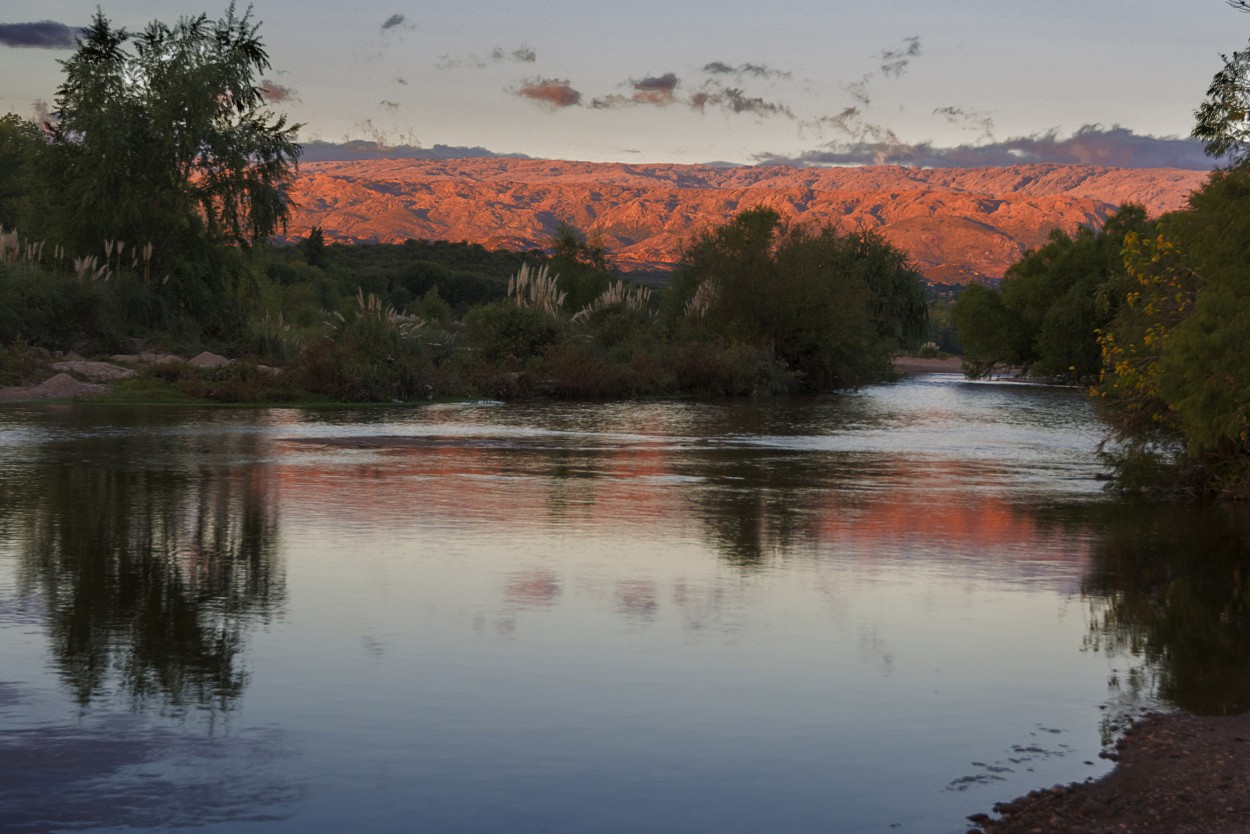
left=285, top=159, right=1208, bottom=283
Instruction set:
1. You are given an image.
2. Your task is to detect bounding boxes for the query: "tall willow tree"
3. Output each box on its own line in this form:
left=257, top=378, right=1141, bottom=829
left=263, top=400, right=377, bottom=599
left=42, top=4, right=301, bottom=333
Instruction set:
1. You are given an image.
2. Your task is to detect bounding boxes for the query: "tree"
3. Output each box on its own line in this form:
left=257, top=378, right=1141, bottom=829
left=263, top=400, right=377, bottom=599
left=302, top=226, right=328, bottom=268
left=0, top=115, right=43, bottom=231
left=44, top=5, right=301, bottom=262
left=951, top=281, right=1026, bottom=377
left=952, top=205, right=1150, bottom=382
left=1192, top=39, right=1250, bottom=166
left=547, top=223, right=613, bottom=311
left=671, top=208, right=927, bottom=391
left=1093, top=165, right=1250, bottom=495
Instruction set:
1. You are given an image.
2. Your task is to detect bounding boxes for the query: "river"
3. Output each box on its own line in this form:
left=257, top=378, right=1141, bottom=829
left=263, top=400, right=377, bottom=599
left=2, top=373, right=1248, bottom=833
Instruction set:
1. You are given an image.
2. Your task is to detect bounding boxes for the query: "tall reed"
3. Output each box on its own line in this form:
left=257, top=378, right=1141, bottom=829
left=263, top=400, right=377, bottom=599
left=508, top=263, right=566, bottom=317
left=572, top=280, right=653, bottom=324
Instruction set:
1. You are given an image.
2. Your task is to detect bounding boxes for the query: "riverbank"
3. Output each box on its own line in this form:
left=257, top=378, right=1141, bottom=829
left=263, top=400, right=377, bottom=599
left=892, top=355, right=964, bottom=375
left=970, top=711, right=1250, bottom=834
left=1, top=353, right=971, bottom=403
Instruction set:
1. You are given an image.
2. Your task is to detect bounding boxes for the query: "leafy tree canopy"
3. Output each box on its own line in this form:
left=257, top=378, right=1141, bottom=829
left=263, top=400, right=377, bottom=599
left=547, top=223, right=614, bottom=311
left=0, top=114, right=43, bottom=231
left=671, top=208, right=927, bottom=391
left=1193, top=38, right=1250, bottom=166
left=43, top=3, right=301, bottom=262
left=953, top=205, right=1151, bottom=383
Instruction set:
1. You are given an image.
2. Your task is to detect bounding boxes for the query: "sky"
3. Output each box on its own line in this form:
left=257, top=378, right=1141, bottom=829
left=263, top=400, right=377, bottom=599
left=0, top=1, right=1246, bottom=168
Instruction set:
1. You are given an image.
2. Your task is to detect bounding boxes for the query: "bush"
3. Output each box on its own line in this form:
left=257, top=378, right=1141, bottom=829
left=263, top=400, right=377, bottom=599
left=0, top=336, right=44, bottom=386
left=462, top=301, right=562, bottom=366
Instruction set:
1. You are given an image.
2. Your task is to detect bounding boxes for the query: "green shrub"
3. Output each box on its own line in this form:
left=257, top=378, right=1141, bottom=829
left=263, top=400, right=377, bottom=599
left=0, top=336, right=43, bottom=386
left=462, top=301, right=562, bottom=366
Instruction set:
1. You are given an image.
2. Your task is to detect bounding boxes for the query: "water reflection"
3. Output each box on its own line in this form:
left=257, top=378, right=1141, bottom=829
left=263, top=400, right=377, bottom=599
left=6, top=386, right=1250, bottom=834
left=0, top=700, right=299, bottom=833
left=1084, top=503, right=1250, bottom=715
left=1, top=413, right=284, bottom=713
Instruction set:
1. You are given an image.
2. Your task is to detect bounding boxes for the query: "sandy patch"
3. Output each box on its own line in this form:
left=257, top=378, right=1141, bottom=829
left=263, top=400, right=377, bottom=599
left=893, top=356, right=964, bottom=375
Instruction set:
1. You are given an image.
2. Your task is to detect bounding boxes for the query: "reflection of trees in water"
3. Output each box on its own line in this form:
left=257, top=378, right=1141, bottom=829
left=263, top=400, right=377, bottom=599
left=1083, top=504, right=1250, bottom=715
left=11, top=432, right=283, bottom=713
left=683, top=452, right=816, bottom=567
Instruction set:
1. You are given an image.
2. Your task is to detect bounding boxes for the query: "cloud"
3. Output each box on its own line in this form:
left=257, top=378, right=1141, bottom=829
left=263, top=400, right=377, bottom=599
left=0, top=21, right=79, bottom=49
left=801, top=106, right=913, bottom=161
left=636, top=73, right=679, bottom=93
left=437, top=54, right=486, bottom=70
left=880, top=36, right=921, bottom=78
left=933, top=106, right=995, bottom=142
left=591, top=73, right=680, bottom=109
left=690, top=81, right=794, bottom=118
left=837, top=37, right=923, bottom=109
left=441, top=45, right=536, bottom=69
left=492, top=45, right=536, bottom=63
left=702, top=61, right=791, bottom=81
left=300, top=140, right=532, bottom=162
left=754, top=125, right=1214, bottom=170
left=844, top=73, right=873, bottom=106
left=380, top=14, right=408, bottom=31
left=513, top=77, right=582, bottom=110
left=259, top=79, right=296, bottom=103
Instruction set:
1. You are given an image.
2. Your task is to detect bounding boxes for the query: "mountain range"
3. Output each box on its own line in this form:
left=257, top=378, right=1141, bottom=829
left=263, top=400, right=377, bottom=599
left=285, top=159, right=1209, bottom=284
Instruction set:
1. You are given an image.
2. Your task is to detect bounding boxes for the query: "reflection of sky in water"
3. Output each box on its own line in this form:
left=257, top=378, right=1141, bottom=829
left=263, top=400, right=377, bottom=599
left=0, top=698, right=300, bottom=831
left=0, top=377, right=1147, bottom=833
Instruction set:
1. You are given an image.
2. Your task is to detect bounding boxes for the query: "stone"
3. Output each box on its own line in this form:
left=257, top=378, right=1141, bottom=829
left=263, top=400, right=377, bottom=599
left=188, top=351, right=233, bottom=369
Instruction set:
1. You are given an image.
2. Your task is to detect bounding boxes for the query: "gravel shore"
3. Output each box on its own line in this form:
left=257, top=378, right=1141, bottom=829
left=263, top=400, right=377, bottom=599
left=968, top=711, right=1250, bottom=834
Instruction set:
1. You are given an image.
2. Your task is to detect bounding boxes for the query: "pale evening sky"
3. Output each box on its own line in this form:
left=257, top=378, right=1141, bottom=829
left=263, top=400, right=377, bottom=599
left=0, top=0, right=1245, bottom=168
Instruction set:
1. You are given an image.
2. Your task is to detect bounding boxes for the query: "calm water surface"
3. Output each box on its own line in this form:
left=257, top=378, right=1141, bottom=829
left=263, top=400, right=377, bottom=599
left=2, top=373, right=1249, bottom=833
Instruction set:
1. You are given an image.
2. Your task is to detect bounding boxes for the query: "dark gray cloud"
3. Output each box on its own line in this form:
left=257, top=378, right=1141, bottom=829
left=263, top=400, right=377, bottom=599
left=933, top=105, right=995, bottom=141
left=880, top=36, right=921, bottom=77
left=0, top=21, right=79, bottom=49
left=591, top=73, right=681, bottom=108
left=753, top=125, right=1214, bottom=170
left=259, top=79, right=296, bottom=103
left=492, top=45, right=536, bottom=63
left=802, top=106, right=900, bottom=149
left=441, top=45, right=536, bottom=69
left=381, top=14, right=407, bottom=31
left=513, top=77, right=582, bottom=110
left=635, top=73, right=679, bottom=93
left=839, top=37, right=923, bottom=109
left=702, top=61, right=791, bottom=81
left=844, top=73, right=872, bottom=106
left=690, top=81, right=794, bottom=118
left=301, top=140, right=532, bottom=162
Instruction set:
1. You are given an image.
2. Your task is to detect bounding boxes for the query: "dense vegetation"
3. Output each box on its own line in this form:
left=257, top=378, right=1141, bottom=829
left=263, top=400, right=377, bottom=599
left=1092, top=161, right=1250, bottom=497
left=0, top=7, right=929, bottom=405
left=952, top=205, right=1151, bottom=384
left=954, top=28, right=1250, bottom=498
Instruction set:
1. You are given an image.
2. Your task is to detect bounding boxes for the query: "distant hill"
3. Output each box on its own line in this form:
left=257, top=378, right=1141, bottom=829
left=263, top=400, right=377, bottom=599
left=284, top=159, right=1208, bottom=284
